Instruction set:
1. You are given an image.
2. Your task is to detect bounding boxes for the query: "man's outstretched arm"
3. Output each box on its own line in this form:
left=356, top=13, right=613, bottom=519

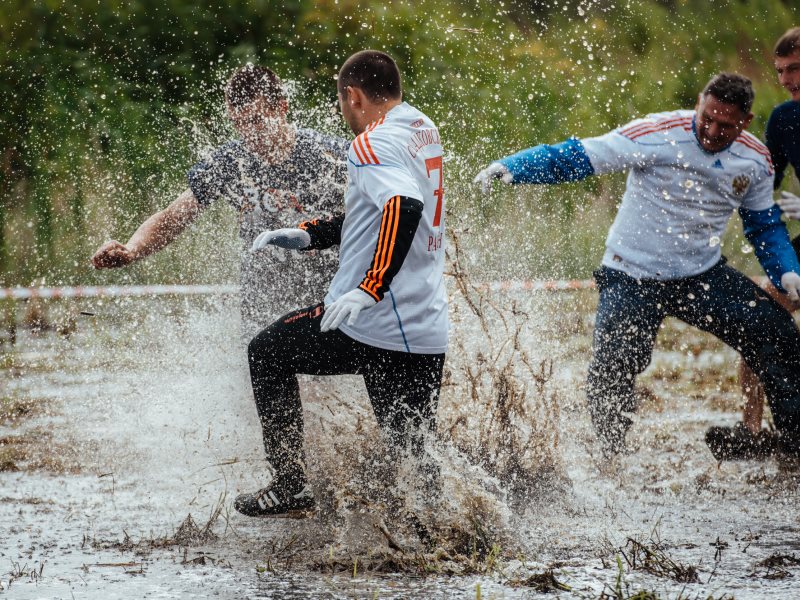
left=474, top=118, right=668, bottom=194
left=474, top=138, right=595, bottom=193
left=92, top=189, right=203, bottom=268
left=250, top=213, right=345, bottom=252
left=739, top=205, right=800, bottom=300
left=300, top=214, right=345, bottom=250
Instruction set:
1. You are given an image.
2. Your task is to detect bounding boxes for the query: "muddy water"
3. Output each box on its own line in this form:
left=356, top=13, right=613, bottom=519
left=2, top=293, right=799, bottom=599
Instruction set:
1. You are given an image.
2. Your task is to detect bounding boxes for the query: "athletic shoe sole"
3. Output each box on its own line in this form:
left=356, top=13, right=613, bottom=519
left=255, top=507, right=317, bottom=519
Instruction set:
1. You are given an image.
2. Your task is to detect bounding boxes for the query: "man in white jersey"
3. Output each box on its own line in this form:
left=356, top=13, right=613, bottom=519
left=234, top=50, right=448, bottom=517
left=475, top=73, right=800, bottom=459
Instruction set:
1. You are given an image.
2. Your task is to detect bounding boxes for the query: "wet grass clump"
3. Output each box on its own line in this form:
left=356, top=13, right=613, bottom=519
left=757, top=553, right=800, bottom=569
left=0, top=391, right=59, bottom=472
left=749, top=553, right=800, bottom=580
left=508, top=569, right=571, bottom=592
left=303, top=486, right=516, bottom=577
left=598, top=531, right=705, bottom=599
left=0, top=431, right=86, bottom=474
left=619, top=537, right=700, bottom=584
left=598, top=553, right=733, bottom=600
left=0, top=443, right=25, bottom=472
left=1, top=561, right=45, bottom=592
left=0, top=395, right=44, bottom=426
left=88, top=494, right=227, bottom=555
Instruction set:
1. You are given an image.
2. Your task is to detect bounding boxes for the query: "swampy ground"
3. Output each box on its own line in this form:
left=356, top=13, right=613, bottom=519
left=1, top=290, right=799, bottom=599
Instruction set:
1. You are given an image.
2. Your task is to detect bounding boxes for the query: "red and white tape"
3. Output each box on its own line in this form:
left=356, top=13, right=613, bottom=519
left=0, top=280, right=597, bottom=301
left=0, top=284, right=239, bottom=301
left=474, top=279, right=596, bottom=292
left=0, top=276, right=771, bottom=301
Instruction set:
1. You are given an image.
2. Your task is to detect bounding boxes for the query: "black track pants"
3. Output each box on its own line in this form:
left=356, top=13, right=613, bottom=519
left=248, top=303, right=445, bottom=494
left=586, top=260, right=800, bottom=447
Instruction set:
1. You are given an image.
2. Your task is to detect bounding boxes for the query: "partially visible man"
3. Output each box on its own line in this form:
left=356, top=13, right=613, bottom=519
left=91, top=64, right=347, bottom=336
left=705, top=27, right=800, bottom=460
left=234, top=50, right=448, bottom=518
left=475, top=73, right=800, bottom=460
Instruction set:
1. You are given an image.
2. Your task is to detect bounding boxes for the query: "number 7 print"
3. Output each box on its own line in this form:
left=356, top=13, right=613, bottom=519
left=425, top=155, right=444, bottom=227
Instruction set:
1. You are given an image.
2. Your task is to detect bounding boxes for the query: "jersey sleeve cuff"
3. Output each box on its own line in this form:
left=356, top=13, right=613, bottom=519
left=357, top=283, right=381, bottom=302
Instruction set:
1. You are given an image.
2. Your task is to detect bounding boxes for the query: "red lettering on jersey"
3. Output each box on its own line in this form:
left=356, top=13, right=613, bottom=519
left=428, top=233, right=443, bottom=252
left=407, top=128, right=441, bottom=158
left=425, top=156, right=444, bottom=228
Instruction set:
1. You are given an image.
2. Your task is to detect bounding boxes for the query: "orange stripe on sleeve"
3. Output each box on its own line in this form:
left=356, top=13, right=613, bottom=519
left=738, top=136, right=772, bottom=159
left=619, top=121, right=652, bottom=137
left=365, top=116, right=385, bottom=132
left=358, top=283, right=381, bottom=302
left=352, top=137, right=369, bottom=164
left=363, top=198, right=394, bottom=294
left=619, top=119, right=665, bottom=137
left=372, top=196, right=400, bottom=291
left=298, top=219, right=317, bottom=230
left=355, top=135, right=369, bottom=163
left=619, top=117, right=670, bottom=136
left=372, top=197, right=400, bottom=293
left=363, top=132, right=380, bottom=164
left=371, top=197, right=401, bottom=290
left=363, top=196, right=399, bottom=295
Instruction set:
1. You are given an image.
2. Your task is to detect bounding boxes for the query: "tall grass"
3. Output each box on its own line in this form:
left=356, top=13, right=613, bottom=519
left=1, top=0, right=797, bottom=285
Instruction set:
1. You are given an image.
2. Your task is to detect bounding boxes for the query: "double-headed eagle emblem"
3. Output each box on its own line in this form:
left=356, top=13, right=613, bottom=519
left=732, top=174, right=751, bottom=197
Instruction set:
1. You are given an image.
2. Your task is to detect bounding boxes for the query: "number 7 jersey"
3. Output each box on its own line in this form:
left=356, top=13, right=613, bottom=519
left=325, top=101, right=449, bottom=354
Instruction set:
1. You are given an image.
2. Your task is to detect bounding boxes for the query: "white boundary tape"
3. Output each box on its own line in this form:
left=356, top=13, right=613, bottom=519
left=0, top=280, right=596, bottom=301
left=0, top=276, right=771, bottom=301
left=474, top=279, right=596, bottom=292
left=0, top=284, right=239, bottom=301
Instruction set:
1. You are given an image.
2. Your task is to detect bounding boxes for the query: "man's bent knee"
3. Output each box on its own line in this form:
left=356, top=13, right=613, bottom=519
left=247, top=325, right=286, bottom=372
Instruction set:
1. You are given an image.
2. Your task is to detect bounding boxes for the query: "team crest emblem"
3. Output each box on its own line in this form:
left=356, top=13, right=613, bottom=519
left=732, top=174, right=750, bottom=197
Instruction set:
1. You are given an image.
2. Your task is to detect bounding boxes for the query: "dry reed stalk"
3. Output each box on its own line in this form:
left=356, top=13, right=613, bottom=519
left=440, top=230, right=564, bottom=504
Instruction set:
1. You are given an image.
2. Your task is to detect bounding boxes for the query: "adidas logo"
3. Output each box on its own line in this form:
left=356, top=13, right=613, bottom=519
left=257, top=490, right=281, bottom=509
left=712, top=159, right=724, bottom=169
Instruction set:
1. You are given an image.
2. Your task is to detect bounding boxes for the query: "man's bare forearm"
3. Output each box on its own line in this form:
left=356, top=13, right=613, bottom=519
left=126, top=188, right=202, bottom=259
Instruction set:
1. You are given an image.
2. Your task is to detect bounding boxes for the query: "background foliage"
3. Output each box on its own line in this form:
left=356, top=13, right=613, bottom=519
left=1, top=0, right=798, bottom=286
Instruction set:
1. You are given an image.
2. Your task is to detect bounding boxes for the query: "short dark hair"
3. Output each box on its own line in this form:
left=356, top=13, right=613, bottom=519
left=337, top=50, right=402, bottom=101
left=225, top=64, right=285, bottom=109
left=774, top=27, right=800, bottom=57
left=702, top=72, right=754, bottom=114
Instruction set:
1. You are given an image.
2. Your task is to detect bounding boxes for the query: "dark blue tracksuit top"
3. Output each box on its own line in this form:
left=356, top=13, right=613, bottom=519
left=766, top=100, right=800, bottom=189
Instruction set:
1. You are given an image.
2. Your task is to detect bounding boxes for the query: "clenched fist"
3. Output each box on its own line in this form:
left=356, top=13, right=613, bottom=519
left=91, top=240, right=137, bottom=269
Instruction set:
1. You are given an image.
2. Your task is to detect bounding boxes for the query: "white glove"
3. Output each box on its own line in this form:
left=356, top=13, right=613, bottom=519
left=781, top=271, right=800, bottom=303
left=320, top=288, right=376, bottom=332
left=777, top=191, right=800, bottom=220
left=251, top=228, right=311, bottom=251
left=473, top=162, right=513, bottom=194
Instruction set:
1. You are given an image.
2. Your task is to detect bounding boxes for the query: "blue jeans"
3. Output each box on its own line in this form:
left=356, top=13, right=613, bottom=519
left=586, top=260, right=800, bottom=453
